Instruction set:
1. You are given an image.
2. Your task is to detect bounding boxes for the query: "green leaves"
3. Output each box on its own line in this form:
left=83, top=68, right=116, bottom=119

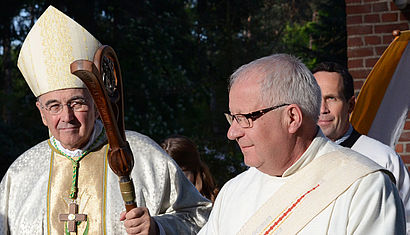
left=0, top=0, right=347, bottom=185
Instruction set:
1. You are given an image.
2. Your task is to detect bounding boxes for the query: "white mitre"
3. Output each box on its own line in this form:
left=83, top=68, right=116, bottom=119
left=17, top=5, right=102, bottom=97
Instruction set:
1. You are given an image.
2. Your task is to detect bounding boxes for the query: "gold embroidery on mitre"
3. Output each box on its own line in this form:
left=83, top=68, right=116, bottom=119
left=17, top=5, right=102, bottom=97
left=38, top=8, right=74, bottom=89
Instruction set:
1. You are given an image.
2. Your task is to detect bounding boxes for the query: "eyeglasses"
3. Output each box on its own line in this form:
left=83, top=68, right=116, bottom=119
left=224, top=103, right=290, bottom=128
left=39, top=99, right=90, bottom=115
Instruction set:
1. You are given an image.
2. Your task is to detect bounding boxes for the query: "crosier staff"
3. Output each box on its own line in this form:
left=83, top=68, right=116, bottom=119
left=70, top=45, right=137, bottom=212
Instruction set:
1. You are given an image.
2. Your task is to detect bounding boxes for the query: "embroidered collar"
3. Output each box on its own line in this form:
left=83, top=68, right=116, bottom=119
left=50, top=120, right=105, bottom=158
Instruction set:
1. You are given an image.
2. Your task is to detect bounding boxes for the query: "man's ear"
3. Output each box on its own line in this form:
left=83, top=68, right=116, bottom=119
left=36, top=101, right=48, bottom=127
left=284, top=104, right=303, bottom=134
left=347, top=96, right=356, bottom=114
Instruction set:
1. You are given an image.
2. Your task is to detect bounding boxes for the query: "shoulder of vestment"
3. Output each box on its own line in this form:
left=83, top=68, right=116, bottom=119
left=5, top=139, right=51, bottom=178
left=355, top=135, right=398, bottom=156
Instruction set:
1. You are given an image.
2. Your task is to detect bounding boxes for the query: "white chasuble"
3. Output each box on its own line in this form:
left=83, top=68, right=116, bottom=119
left=0, top=131, right=212, bottom=234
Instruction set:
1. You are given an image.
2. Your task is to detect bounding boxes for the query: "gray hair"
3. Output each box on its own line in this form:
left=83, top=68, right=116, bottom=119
left=228, top=54, right=321, bottom=122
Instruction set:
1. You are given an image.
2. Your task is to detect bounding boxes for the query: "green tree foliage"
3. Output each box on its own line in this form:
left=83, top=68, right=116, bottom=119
left=281, top=0, right=347, bottom=67
left=0, top=0, right=49, bottom=177
left=0, top=0, right=346, bottom=186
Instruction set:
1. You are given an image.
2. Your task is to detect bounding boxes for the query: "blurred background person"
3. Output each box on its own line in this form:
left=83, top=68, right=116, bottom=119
left=161, top=135, right=219, bottom=202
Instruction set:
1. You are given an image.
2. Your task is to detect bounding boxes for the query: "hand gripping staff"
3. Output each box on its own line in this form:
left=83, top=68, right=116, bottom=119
left=70, top=45, right=137, bottom=212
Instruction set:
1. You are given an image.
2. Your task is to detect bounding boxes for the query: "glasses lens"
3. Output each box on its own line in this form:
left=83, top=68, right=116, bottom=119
left=48, top=104, right=63, bottom=114
left=43, top=100, right=89, bottom=115
left=236, top=115, right=250, bottom=128
left=71, top=102, right=88, bottom=112
left=224, top=113, right=233, bottom=125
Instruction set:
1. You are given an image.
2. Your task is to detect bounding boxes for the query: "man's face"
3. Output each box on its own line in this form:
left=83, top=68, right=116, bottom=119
left=227, top=76, right=289, bottom=176
left=36, top=88, right=97, bottom=150
left=314, top=71, right=354, bottom=141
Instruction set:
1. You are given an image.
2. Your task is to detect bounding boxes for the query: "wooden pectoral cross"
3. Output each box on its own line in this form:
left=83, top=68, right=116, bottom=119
left=59, top=203, right=87, bottom=232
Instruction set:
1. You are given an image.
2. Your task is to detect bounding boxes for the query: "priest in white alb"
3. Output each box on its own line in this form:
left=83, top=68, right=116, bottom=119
left=312, top=61, right=410, bottom=233
left=0, top=6, right=211, bottom=234
left=199, top=54, right=405, bottom=234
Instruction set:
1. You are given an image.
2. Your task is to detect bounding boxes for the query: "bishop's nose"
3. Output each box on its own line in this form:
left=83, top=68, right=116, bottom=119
left=59, top=105, right=76, bottom=122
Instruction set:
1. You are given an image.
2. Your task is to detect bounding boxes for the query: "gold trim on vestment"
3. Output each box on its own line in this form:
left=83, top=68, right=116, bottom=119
left=46, top=141, right=108, bottom=234
left=102, top=144, right=109, bottom=235
left=47, top=145, right=54, bottom=235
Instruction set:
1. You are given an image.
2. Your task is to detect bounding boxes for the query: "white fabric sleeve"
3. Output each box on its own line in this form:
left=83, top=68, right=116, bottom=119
left=198, top=178, right=232, bottom=235
left=347, top=172, right=406, bottom=235
left=352, top=135, right=410, bottom=232
left=391, top=154, right=410, bottom=234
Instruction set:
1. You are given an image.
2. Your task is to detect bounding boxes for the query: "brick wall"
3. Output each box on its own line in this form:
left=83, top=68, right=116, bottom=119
left=345, top=0, right=410, bottom=168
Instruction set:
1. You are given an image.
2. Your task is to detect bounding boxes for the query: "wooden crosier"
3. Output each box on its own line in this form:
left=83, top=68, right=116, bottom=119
left=70, top=45, right=137, bottom=212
